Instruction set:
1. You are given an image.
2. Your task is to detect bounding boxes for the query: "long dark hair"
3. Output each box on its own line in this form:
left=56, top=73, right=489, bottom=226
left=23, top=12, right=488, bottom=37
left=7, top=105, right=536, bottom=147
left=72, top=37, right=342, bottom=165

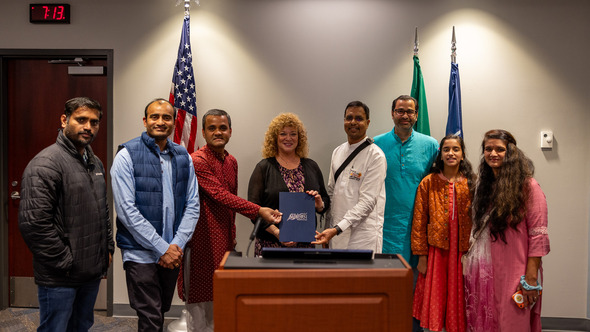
left=431, top=134, right=475, bottom=191
left=472, top=129, right=534, bottom=243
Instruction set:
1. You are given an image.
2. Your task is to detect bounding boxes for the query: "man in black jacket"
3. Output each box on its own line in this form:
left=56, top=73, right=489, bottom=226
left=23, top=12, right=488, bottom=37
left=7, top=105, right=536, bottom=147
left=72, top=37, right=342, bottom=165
left=18, top=97, right=114, bottom=332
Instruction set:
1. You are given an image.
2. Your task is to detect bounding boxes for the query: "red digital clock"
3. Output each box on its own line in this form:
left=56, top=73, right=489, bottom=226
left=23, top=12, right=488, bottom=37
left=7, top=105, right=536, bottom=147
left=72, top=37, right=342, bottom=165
left=30, top=4, right=70, bottom=24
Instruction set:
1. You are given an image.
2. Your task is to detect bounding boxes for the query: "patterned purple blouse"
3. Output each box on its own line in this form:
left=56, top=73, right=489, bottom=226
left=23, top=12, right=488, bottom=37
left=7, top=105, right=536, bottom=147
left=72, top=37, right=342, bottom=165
left=278, top=163, right=305, bottom=193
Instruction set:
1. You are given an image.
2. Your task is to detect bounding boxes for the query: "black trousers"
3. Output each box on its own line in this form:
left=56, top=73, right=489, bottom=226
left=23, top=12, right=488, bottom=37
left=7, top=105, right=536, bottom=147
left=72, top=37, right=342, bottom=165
left=124, top=261, right=179, bottom=332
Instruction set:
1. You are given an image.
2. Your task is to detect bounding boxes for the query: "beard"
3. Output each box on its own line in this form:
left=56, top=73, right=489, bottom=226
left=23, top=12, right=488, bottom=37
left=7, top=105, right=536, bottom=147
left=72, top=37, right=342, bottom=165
left=63, top=127, right=95, bottom=149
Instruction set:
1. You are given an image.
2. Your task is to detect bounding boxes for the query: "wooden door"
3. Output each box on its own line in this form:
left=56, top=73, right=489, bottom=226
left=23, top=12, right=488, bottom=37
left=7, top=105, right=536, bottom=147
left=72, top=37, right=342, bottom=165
left=6, top=57, right=107, bottom=307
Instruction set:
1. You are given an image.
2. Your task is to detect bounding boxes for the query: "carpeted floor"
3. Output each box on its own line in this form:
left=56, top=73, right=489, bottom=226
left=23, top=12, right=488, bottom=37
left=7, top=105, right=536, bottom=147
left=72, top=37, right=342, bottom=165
left=1, top=308, right=578, bottom=332
left=0, top=308, right=174, bottom=332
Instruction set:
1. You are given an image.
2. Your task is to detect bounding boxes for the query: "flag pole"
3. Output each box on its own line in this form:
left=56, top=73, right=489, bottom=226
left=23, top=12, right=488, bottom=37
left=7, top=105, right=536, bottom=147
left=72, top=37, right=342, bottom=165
left=414, top=27, right=419, bottom=56
left=451, top=26, right=456, bottom=63
left=446, top=26, right=463, bottom=138
left=410, top=27, right=431, bottom=135
left=170, top=0, right=199, bottom=152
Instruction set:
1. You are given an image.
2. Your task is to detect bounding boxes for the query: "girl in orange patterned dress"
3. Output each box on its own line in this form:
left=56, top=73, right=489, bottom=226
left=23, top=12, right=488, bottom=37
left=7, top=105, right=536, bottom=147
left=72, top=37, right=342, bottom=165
left=411, top=135, right=475, bottom=332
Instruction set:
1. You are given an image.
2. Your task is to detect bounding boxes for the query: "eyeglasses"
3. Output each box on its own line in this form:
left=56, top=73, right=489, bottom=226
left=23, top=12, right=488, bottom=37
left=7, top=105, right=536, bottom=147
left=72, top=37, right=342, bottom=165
left=393, top=109, right=417, bottom=116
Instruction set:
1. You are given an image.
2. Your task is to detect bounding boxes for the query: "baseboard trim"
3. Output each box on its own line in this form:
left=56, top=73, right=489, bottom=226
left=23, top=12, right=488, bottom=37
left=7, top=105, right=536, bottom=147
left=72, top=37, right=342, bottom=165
left=113, top=304, right=185, bottom=319
left=542, top=317, right=590, bottom=331
left=112, top=307, right=589, bottom=331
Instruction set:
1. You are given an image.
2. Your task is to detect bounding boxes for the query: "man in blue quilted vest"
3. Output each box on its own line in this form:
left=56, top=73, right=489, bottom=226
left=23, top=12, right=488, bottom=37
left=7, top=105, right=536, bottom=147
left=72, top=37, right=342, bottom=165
left=111, top=98, right=200, bottom=332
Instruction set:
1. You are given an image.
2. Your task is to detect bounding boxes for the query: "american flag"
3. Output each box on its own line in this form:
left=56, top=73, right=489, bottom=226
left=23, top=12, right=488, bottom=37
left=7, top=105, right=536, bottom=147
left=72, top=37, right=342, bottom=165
left=170, top=15, right=198, bottom=153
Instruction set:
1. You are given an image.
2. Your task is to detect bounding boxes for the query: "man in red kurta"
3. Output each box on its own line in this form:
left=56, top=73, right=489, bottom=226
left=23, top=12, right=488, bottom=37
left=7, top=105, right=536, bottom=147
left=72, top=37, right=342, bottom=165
left=177, top=109, right=281, bottom=332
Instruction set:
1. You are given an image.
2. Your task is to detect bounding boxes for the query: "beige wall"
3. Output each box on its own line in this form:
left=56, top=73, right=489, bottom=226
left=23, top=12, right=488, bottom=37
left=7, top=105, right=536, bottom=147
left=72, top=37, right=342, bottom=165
left=1, top=0, right=589, bottom=319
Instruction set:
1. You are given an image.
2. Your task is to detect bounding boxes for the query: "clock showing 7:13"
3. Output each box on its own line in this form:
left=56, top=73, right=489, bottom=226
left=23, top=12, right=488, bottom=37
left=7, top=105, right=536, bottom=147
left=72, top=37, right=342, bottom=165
left=29, top=4, right=71, bottom=24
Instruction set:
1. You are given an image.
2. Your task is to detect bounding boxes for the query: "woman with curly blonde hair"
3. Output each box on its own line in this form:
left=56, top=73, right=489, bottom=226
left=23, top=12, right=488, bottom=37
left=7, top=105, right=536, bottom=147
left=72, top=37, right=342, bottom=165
left=261, top=113, right=309, bottom=159
left=248, top=113, right=330, bottom=256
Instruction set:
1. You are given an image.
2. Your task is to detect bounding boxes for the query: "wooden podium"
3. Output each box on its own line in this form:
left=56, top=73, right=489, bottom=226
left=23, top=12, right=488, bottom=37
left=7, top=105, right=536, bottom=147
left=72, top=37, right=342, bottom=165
left=213, top=252, right=413, bottom=332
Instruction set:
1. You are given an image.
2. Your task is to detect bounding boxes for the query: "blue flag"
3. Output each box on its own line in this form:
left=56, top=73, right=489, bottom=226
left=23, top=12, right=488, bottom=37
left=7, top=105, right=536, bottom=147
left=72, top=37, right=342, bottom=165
left=446, top=62, right=463, bottom=137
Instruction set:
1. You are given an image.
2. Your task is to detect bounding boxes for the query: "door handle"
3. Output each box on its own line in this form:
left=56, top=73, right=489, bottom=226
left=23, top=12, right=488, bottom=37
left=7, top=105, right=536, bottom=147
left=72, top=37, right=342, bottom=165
left=10, top=191, right=20, bottom=200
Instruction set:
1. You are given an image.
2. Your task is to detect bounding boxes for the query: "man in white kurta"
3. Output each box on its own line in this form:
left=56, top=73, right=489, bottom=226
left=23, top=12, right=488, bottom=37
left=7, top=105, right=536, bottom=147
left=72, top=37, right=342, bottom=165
left=313, top=101, right=386, bottom=252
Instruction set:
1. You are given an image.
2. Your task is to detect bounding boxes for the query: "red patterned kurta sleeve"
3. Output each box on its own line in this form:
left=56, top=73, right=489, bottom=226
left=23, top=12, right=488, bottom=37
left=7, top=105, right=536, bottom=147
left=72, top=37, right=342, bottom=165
left=526, top=178, right=550, bottom=257
left=193, top=152, right=260, bottom=220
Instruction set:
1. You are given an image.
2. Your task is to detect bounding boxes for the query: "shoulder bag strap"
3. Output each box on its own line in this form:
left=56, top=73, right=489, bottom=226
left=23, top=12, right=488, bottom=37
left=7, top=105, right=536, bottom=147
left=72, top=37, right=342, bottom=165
left=334, top=137, right=373, bottom=182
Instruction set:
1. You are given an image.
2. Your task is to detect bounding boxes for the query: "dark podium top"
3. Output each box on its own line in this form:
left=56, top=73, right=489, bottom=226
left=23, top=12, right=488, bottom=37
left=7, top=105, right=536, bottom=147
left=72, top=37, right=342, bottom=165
left=223, top=250, right=406, bottom=270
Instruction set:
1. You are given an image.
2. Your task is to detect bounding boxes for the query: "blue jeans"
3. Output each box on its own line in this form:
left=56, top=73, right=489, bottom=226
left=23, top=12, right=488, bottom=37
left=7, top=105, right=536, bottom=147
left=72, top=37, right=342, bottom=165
left=37, top=278, right=101, bottom=332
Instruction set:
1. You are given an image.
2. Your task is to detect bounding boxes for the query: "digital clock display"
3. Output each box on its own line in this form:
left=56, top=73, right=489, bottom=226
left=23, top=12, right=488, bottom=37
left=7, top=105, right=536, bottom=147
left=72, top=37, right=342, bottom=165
left=30, top=4, right=70, bottom=24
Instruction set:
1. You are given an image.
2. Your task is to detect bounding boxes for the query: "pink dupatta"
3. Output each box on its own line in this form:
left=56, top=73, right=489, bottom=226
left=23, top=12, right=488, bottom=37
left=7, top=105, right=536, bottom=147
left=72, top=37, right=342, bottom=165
left=463, top=220, right=497, bottom=331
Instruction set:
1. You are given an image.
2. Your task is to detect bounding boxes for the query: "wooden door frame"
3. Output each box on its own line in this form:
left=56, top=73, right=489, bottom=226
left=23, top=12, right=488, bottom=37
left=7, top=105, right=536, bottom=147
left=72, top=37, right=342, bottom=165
left=0, top=49, right=114, bottom=315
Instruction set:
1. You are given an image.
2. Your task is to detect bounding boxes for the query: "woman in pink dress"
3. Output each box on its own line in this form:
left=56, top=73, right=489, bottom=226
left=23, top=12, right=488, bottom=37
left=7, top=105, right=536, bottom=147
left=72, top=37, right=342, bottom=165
left=464, top=129, right=550, bottom=331
left=411, top=134, right=475, bottom=332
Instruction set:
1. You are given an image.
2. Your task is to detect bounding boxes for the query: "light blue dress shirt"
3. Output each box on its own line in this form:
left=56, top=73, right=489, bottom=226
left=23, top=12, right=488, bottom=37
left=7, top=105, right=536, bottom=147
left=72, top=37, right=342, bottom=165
left=111, top=146, right=200, bottom=264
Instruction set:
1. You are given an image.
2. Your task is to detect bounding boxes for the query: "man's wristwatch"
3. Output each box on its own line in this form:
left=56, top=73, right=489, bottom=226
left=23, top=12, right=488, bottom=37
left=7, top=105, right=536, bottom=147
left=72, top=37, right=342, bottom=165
left=333, top=225, right=342, bottom=235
